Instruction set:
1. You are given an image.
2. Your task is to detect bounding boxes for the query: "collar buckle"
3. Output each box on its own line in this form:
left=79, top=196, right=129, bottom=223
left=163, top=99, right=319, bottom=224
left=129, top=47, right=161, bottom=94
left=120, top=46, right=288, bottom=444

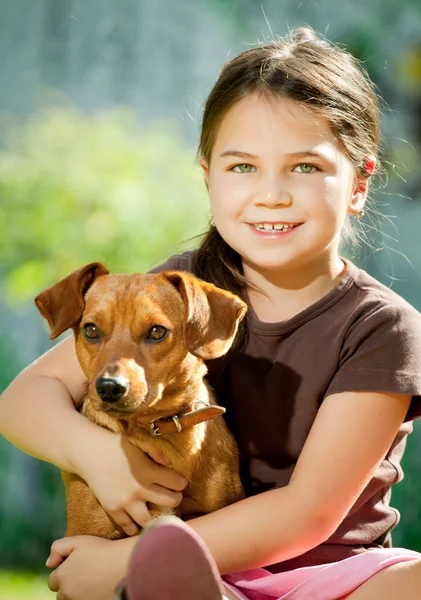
left=148, top=421, right=162, bottom=437
left=149, top=415, right=183, bottom=437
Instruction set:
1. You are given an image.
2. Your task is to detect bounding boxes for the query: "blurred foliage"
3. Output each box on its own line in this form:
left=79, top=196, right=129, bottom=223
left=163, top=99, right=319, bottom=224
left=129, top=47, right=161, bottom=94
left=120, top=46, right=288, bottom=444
left=0, top=106, right=208, bottom=305
left=0, top=571, right=51, bottom=599
left=0, top=445, right=66, bottom=569
left=0, top=336, right=21, bottom=393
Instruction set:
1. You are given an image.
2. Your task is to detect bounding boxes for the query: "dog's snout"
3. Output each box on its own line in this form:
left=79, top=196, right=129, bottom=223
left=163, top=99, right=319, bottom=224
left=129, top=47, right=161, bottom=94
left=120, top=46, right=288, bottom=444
left=95, top=377, right=129, bottom=402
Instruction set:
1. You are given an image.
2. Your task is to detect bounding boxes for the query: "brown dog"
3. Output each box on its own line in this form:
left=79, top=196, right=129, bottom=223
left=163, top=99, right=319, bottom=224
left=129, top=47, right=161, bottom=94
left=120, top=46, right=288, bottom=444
left=35, top=263, right=246, bottom=539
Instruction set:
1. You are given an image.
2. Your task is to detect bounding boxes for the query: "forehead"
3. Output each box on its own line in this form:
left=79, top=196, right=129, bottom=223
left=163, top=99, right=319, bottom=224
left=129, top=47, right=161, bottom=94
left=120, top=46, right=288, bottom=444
left=83, top=273, right=182, bottom=315
left=212, top=93, right=340, bottom=157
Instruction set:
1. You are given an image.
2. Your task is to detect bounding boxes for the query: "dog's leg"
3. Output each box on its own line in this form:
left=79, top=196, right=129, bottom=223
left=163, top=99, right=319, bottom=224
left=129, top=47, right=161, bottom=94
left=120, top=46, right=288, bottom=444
left=63, top=472, right=125, bottom=539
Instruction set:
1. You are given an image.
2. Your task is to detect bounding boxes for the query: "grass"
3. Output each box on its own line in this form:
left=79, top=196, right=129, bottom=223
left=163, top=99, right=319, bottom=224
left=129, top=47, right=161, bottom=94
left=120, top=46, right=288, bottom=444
left=0, top=571, right=53, bottom=599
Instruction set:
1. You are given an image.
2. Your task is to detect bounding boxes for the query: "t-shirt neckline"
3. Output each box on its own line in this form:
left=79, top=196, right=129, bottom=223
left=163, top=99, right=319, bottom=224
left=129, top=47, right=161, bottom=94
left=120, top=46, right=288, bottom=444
left=246, top=258, right=356, bottom=336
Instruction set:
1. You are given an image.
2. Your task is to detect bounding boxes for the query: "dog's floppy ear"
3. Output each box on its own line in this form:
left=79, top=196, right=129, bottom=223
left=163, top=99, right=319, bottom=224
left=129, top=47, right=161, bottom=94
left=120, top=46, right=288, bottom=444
left=163, top=271, right=247, bottom=360
left=35, top=262, right=109, bottom=339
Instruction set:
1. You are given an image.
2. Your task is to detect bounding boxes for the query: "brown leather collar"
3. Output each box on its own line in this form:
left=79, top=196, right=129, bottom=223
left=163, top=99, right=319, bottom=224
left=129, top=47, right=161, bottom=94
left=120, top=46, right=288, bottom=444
left=140, top=402, right=226, bottom=437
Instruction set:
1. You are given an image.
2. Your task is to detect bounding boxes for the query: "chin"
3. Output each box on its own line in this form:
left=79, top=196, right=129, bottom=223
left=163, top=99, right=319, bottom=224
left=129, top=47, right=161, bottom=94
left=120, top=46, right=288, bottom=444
left=243, top=254, right=297, bottom=273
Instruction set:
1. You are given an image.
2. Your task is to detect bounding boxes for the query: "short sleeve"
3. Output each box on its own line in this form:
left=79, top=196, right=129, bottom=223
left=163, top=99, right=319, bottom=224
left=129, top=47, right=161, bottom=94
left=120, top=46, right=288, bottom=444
left=324, top=302, right=421, bottom=421
left=148, top=250, right=196, bottom=275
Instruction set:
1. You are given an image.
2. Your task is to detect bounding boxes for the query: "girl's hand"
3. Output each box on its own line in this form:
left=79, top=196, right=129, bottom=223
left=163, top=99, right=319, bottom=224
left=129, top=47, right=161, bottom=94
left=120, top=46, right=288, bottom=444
left=74, top=432, right=187, bottom=536
left=47, top=535, right=134, bottom=600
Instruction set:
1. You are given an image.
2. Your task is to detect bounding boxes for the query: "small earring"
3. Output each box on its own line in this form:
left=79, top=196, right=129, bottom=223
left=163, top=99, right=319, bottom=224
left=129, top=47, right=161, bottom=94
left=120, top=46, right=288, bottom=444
left=210, top=216, right=215, bottom=226
left=355, top=208, right=364, bottom=218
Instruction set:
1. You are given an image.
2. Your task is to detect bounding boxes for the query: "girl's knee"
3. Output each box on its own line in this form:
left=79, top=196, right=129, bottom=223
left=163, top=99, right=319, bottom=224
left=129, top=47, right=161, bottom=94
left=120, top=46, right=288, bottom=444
left=347, top=559, right=421, bottom=600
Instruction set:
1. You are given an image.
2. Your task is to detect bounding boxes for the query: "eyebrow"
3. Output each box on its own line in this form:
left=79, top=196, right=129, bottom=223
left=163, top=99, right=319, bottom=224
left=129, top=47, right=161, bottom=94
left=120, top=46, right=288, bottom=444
left=219, top=150, right=327, bottom=160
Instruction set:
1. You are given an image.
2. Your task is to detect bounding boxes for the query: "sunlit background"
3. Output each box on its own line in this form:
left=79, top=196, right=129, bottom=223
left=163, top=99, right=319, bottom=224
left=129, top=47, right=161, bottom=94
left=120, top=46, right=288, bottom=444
left=1, top=0, right=421, bottom=597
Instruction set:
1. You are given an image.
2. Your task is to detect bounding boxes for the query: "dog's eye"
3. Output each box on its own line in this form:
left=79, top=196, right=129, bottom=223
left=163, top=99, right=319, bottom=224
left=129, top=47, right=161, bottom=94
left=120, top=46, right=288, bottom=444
left=83, top=323, right=102, bottom=342
left=146, top=325, right=168, bottom=342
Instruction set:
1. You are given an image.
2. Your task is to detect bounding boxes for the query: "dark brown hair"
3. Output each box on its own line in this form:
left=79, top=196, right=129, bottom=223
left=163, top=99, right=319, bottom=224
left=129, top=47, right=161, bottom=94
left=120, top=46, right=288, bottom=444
left=193, top=27, right=382, bottom=350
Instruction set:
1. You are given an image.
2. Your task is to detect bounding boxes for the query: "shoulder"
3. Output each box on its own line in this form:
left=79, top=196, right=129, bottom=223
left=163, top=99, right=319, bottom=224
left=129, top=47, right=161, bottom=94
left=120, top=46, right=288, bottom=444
left=344, top=260, right=421, bottom=331
left=148, top=249, right=198, bottom=275
left=327, top=261, right=421, bottom=411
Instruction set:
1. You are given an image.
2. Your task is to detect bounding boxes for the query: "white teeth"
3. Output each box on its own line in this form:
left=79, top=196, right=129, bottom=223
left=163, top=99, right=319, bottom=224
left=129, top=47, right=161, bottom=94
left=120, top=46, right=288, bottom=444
left=254, top=223, right=297, bottom=232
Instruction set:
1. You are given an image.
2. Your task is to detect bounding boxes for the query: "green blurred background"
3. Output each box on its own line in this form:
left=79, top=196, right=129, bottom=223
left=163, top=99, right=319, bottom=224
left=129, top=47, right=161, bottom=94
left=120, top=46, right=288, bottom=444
left=1, top=0, right=421, bottom=597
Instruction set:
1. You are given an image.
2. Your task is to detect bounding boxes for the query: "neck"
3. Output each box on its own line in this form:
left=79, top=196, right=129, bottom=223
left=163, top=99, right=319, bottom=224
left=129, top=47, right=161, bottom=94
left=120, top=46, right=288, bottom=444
left=243, top=253, right=345, bottom=323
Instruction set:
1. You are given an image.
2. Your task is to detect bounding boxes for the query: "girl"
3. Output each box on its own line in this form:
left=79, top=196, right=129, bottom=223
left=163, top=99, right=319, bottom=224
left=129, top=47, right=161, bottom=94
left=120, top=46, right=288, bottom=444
left=1, top=26, right=421, bottom=600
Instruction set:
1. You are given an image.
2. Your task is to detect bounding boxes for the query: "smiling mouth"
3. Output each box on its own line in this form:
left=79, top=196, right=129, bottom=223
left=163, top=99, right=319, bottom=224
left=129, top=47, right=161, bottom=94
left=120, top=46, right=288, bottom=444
left=250, top=222, right=302, bottom=232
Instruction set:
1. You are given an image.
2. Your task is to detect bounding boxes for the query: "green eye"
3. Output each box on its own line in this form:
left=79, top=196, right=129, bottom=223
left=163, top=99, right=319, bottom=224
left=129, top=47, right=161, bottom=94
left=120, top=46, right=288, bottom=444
left=233, top=164, right=254, bottom=173
left=83, top=323, right=102, bottom=342
left=295, top=164, right=317, bottom=173
left=146, top=326, right=168, bottom=343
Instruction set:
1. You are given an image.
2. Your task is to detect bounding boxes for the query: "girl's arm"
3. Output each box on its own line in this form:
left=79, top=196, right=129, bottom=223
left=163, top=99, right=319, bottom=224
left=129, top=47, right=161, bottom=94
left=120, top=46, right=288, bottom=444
left=183, top=390, right=411, bottom=573
left=0, top=335, right=91, bottom=471
left=0, top=336, right=187, bottom=535
left=45, top=388, right=411, bottom=586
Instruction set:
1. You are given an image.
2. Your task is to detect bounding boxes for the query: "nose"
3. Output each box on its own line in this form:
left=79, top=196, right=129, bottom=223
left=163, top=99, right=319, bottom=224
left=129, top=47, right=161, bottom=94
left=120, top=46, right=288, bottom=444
left=95, top=377, right=129, bottom=402
left=255, top=175, right=292, bottom=207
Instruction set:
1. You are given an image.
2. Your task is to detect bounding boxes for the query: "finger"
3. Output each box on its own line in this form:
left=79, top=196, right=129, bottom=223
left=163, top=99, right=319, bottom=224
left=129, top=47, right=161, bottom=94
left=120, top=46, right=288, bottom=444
left=46, top=537, right=77, bottom=568
left=127, top=503, right=155, bottom=529
left=151, top=465, right=188, bottom=492
left=46, top=548, right=67, bottom=569
left=46, top=552, right=66, bottom=569
left=48, top=569, right=59, bottom=592
left=147, top=484, right=183, bottom=508
left=110, top=509, right=141, bottom=536
left=137, top=443, right=171, bottom=466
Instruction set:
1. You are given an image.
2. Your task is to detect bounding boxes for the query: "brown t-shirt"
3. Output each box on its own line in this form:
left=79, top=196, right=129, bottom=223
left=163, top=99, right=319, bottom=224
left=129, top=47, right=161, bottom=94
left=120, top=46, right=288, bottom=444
left=150, top=250, right=421, bottom=571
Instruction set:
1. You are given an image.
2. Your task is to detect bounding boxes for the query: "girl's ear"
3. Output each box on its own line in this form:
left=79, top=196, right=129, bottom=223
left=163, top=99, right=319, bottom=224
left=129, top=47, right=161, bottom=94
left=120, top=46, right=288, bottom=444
left=199, top=158, right=210, bottom=187
left=348, top=177, right=368, bottom=216
left=348, top=155, right=377, bottom=216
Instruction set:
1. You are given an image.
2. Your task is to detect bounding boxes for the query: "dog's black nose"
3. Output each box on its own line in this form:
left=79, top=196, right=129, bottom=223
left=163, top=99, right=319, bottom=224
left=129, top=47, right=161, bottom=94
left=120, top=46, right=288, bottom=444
left=95, top=377, right=129, bottom=402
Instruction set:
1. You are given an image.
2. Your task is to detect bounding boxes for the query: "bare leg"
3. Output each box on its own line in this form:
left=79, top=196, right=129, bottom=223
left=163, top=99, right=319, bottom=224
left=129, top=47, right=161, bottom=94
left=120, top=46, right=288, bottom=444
left=346, top=559, right=421, bottom=600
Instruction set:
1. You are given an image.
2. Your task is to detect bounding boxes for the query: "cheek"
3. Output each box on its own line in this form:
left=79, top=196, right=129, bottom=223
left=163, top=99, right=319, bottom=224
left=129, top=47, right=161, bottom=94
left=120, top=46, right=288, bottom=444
left=303, top=176, right=346, bottom=218
left=209, top=176, right=248, bottom=217
left=325, top=178, right=352, bottom=219
left=75, top=338, right=100, bottom=379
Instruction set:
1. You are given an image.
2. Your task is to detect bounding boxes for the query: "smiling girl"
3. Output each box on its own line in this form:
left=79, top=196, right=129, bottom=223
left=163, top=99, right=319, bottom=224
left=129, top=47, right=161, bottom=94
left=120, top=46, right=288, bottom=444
left=2, top=27, right=421, bottom=600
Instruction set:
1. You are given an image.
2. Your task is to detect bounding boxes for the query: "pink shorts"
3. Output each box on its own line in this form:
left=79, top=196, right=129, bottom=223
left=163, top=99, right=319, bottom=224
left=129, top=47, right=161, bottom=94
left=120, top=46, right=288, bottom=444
left=223, top=548, right=421, bottom=599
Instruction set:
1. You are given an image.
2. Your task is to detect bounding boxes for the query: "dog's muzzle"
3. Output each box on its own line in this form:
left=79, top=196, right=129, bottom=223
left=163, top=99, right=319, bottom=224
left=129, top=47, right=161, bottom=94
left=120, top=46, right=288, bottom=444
left=95, top=376, right=130, bottom=402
